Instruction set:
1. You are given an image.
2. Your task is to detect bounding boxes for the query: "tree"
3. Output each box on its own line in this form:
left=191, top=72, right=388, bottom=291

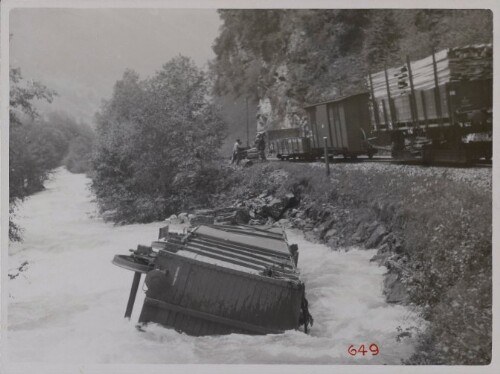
left=362, top=10, right=402, bottom=70
left=91, top=56, right=227, bottom=223
left=44, top=112, right=96, bottom=174
left=10, top=68, right=56, bottom=126
left=9, top=68, right=56, bottom=241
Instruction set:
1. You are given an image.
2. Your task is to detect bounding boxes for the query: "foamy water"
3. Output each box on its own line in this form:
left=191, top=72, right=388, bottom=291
left=7, top=168, right=421, bottom=364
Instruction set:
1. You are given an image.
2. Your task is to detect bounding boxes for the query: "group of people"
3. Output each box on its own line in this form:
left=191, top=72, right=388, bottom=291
left=230, top=132, right=267, bottom=165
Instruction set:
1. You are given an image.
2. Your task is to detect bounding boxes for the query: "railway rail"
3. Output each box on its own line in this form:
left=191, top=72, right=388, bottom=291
left=266, top=156, right=492, bottom=169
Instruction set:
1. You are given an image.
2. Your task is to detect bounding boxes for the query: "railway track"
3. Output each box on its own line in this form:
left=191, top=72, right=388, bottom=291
left=267, top=156, right=492, bottom=168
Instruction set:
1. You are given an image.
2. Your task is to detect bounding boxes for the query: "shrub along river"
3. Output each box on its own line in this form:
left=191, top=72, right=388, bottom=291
left=7, top=168, right=421, bottom=365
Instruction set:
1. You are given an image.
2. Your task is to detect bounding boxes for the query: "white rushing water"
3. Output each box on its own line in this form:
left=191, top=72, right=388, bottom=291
left=7, top=168, right=420, bottom=365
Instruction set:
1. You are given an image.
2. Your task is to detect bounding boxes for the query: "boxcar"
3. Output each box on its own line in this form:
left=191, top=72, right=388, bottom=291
left=113, top=224, right=311, bottom=336
left=304, top=93, right=377, bottom=158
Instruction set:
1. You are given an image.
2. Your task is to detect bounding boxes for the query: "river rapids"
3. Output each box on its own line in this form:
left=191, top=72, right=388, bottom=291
left=6, top=168, right=420, bottom=365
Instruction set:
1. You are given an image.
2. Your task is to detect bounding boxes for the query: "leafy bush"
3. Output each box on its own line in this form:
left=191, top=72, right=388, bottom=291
left=91, top=57, right=226, bottom=223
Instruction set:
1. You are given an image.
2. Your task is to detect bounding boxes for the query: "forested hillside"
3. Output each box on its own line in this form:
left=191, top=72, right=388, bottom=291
left=9, top=68, right=95, bottom=241
left=211, top=9, right=492, bottom=131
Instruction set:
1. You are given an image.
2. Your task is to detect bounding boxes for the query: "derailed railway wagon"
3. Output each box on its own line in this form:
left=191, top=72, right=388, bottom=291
left=112, top=224, right=313, bottom=336
left=367, top=44, right=492, bottom=163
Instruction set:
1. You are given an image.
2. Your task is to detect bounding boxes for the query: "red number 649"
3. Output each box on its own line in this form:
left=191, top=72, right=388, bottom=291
left=348, top=343, right=379, bottom=356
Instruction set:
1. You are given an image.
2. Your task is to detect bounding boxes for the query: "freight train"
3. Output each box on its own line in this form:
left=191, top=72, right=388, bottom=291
left=267, top=44, right=492, bottom=164
left=267, top=93, right=377, bottom=161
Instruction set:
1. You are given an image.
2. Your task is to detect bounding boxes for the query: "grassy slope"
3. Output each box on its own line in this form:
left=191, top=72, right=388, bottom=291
left=214, top=162, right=492, bottom=364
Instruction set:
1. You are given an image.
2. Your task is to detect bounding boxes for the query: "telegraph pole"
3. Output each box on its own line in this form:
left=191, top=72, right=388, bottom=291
left=246, top=97, right=249, bottom=147
left=324, top=137, right=330, bottom=176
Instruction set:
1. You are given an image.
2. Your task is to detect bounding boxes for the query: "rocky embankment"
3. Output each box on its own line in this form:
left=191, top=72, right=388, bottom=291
left=138, top=161, right=492, bottom=364
left=166, top=162, right=491, bottom=311
left=168, top=192, right=407, bottom=303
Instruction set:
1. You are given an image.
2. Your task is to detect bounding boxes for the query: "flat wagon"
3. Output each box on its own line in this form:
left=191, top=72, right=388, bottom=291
left=367, top=44, right=492, bottom=163
left=112, top=224, right=312, bottom=336
left=267, top=128, right=323, bottom=161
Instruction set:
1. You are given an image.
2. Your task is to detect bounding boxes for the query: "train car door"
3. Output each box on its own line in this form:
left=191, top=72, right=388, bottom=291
left=328, top=103, right=341, bottom=149
left=337, top=102, right=349, bottom=150
left=306, top=107, right=319, bottom=148
left=343, top=97, right=362, bottom=152
left=315, top=104, right=331, bottom=147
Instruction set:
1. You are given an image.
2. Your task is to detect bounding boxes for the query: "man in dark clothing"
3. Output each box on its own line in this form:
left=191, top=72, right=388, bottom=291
left=231, top=139, right=244, bottom=165
left=255, top=133, right=267, bottom=161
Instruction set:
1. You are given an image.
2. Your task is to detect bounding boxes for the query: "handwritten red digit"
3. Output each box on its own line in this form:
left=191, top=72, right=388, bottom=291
left=348, top=343, right=380, bottom=356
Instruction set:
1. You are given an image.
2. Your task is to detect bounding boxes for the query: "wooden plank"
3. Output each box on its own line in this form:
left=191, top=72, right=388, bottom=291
left=432, top=49, right=443, bottom=124
left=195, top=225, right=290, bottom=255
left=368, top=72, right=380, bottom=130
left=143, top=297, right=284, bottom=335
left=384, top=66, right=395, bottom=125
left=190, top=239, right=293, bottom=270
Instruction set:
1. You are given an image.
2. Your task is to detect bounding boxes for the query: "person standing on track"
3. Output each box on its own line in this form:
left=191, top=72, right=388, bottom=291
left=231, top=139, right=244, bottom=165
left=255, top=132, right=267, bottom=161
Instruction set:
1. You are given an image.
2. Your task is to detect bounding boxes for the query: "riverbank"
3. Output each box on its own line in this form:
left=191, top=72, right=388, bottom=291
left=211, top=161, right=492, bottom=365
left=7, top=168, right=420, bottom=365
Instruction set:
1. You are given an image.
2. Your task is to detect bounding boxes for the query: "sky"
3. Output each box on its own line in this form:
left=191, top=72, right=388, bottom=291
left=9, top=8, right=222, bottom=125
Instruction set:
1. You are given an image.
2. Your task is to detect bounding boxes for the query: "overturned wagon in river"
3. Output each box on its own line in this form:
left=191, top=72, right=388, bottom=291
left=112, top=224, right=313, bottom=335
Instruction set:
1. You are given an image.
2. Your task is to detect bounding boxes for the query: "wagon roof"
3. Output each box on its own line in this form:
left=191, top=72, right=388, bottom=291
left=154, top=224, right=300, bottom=281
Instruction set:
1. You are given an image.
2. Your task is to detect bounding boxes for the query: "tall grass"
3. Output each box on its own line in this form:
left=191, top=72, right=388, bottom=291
left=219, top=162, right=491, bottom=364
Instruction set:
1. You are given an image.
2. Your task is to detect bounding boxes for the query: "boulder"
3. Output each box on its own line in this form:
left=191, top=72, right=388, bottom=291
left=365, top=224, right=388, bottom=249
left=283, top=193, right=298, bottom=208
left=263, top=198, right=286, bottom=220
left=323, top=228, right=338, bottom=241
left=277, top=218, right=292, bottom=228
left=258, top=191, right=270, bottom=199
left=384, top=272, right=409, bottom=303
left=304, top=230, right=319, bottom=243
left=326, top=237, right=340, bottom=249
left=352, top=222, right=368, bottom=243
left=215, top=208, right=250, bottom=225
left=266, top=217, right=275, bottom=225
left=369, top=243, right=391, bottom=265
left=292, top=218, right=306, bottom=229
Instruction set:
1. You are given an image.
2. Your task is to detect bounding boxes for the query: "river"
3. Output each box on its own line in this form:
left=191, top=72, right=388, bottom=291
left=7, top=168, right=420, bottom=365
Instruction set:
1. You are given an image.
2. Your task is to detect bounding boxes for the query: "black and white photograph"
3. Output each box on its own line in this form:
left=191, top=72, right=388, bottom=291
left=1, top=0, right=497, bottom=372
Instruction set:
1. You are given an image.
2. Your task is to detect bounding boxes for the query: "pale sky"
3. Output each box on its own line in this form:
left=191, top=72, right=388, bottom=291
left=10, top=8, right=222, bottom=125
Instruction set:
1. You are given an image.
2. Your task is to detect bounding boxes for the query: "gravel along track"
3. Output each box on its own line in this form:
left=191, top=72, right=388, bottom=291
left=305, top=160, right=492, bottom=191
